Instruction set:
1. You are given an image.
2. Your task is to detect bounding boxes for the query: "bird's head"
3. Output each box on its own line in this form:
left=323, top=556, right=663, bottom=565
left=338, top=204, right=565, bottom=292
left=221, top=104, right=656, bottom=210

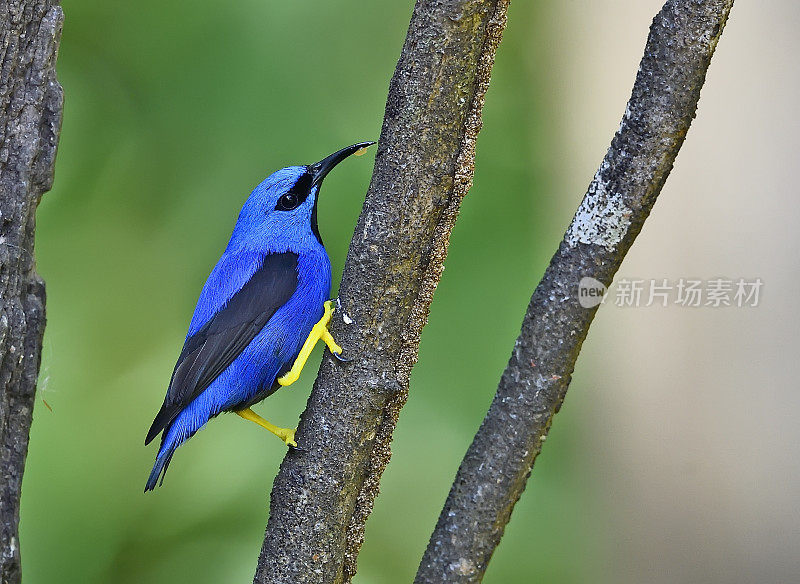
left=228, top=141, right=374, bottom=253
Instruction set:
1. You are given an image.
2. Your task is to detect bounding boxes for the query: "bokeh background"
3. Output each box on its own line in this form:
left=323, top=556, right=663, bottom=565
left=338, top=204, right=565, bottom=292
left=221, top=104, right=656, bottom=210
left=21, top=1, right=799, bottom=582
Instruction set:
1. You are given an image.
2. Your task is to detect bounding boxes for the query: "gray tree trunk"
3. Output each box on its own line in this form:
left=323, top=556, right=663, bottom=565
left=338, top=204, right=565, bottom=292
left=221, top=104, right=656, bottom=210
left=253, top=1, right=510, bottom=583
left=415, top=1, right=736, bottom=582
left=0, top=2, right=63, bottom=583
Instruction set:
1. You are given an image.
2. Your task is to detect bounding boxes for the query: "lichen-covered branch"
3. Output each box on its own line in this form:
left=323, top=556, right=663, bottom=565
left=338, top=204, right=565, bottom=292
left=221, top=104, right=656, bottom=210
left=252, top=1, right=509, bottom=583
left=0, top=1, right=63, bottom=583
left=415, top=1, right=735, bottom=582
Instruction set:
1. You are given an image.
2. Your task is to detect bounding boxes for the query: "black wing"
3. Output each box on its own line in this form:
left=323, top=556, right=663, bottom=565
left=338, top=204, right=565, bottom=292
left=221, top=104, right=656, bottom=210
left=145, top=252, right=298, bottom=445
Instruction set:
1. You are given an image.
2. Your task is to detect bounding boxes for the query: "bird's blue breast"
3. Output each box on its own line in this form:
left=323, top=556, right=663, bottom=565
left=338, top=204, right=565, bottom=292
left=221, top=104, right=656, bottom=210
left=166, top=246, right=331, bottom=443
left=215, top=248, right=332, bottom=404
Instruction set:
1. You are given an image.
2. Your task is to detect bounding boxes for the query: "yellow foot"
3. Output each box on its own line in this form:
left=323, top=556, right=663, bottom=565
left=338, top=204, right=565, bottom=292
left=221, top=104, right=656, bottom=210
left=236, top=408, right=297, bottom=447
left=278, top=300, right=344, bottom=387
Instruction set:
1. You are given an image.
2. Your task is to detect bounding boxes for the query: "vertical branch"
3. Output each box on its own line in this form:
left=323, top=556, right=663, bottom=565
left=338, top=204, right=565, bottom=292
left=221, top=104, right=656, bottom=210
left=253, top=1, right=509, bottom=583
left=415, top=1, right=735, bottom=582
left=0, top=1, right=64, bottom=583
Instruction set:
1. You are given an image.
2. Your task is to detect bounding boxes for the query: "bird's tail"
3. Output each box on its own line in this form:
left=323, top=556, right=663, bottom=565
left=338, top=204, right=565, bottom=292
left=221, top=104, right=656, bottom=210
left=144, top=431, right=179, bottom=492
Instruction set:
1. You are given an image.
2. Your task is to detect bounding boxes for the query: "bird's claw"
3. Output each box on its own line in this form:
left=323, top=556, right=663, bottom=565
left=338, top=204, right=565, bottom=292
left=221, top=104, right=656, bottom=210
left=332, top=350, right=352, bottom=363
left=285, top=428, right=309, bottom=452
left=278, top=300, right=348, bottom=386
left=279, top=427, right=298, bottom=448
left=237, top=408, right=302, bottom=450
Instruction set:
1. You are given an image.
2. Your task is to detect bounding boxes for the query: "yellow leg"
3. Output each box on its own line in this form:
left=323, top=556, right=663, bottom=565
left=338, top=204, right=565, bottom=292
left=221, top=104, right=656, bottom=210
left=236, top=408, right=297, bottom=447
left=277, top=300, right=343, bottom=387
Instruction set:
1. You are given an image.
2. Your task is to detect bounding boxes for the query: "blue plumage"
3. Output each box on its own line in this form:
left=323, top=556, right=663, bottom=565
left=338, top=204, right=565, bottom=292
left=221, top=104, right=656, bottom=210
left=145, top=143, right=372, bottom=491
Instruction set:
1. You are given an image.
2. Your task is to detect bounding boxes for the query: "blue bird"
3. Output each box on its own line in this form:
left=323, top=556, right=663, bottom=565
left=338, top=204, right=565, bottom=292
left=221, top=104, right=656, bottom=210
left=144, top=142, right=374, bottom=491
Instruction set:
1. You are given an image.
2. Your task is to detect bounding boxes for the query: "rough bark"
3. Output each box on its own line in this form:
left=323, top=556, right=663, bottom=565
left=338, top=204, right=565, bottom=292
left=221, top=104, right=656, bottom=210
left=0, top=1, right=62, bottom=582
left=414, top=1, right=735, bottom=582
left=253, top=1, right=509, bottom=583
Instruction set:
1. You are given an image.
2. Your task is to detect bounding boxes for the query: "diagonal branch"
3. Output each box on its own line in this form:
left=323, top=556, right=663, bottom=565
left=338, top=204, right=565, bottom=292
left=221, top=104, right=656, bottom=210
left=253, top=1, right=510, bottom=583
left=0, top=2, right=63, bottom=583
left=415, top=1, right=736, bottom=582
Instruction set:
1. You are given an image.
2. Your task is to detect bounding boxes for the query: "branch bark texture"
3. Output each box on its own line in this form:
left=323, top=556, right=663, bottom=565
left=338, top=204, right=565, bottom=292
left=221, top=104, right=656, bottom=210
left=0, top=1, right=63, bottom=583
left=253, top=1, right=509, bottom=583
left=415, top=1, right=735, bottom=582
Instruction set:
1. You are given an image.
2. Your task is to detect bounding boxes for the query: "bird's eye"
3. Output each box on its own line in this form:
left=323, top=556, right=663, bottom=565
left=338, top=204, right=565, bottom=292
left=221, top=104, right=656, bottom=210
left=275, top=193, right=300, bottom=211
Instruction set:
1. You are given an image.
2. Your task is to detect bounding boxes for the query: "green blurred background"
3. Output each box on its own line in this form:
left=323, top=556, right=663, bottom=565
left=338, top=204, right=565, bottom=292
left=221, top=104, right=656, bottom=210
left=21, top=1, right=800, bottom=583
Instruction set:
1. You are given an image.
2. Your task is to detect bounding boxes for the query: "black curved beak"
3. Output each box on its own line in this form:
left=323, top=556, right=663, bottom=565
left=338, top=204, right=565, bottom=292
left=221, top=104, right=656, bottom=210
left=309, top=141, right=375, bottom=187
